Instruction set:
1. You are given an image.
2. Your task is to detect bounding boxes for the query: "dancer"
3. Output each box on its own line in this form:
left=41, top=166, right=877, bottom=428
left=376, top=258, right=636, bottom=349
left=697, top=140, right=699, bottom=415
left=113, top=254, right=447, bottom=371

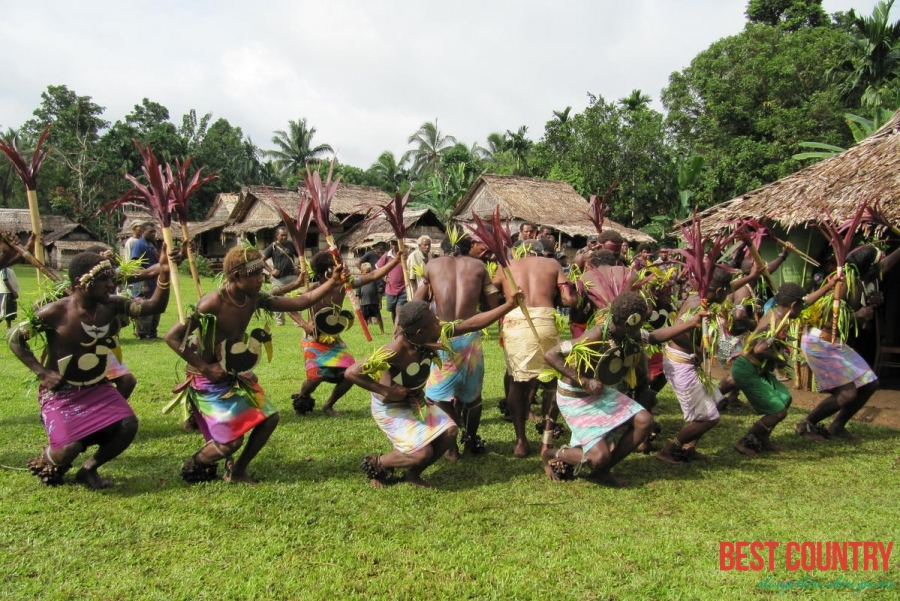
left=502, top=239, right=577, bottom=457
left=346, top=291, right=521, bottom=488
left=164, top=247, right=344, bottom=484
left=9, top=251, right=171, bottom=488
left=543, top=292, right=708, bottom=486
left=292, top=249, right=401, bottom=416
left=732, top=282, right=834, bottom=455
left=415, top=235, right=499, bottom=457
left=656, top=268, right=733, bottom=464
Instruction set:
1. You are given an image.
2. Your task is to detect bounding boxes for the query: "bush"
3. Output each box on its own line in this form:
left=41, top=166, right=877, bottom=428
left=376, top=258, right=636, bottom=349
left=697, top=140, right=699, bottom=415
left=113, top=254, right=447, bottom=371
left=178, top=253, right=214, bottom=278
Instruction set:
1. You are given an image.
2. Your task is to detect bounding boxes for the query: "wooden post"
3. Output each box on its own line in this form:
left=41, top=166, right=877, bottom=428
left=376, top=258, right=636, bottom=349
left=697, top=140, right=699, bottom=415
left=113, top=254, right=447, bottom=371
left=161, top=227, right=186, bottom=323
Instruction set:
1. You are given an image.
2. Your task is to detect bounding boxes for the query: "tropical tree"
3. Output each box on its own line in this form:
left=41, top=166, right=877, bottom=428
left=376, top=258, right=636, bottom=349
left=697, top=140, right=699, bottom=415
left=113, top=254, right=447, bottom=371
left=830, top=0, right=900, bottom=109
left=504, top=126, right=533, bottom=175
left=745, top=0, right=829, bottom=31
left=369, top=150, right=410, bottom=193
left=267, top=118, right=333, bottom=180
left=618, top=89, right=652, bottom=112
left=404, top=119, right=456, bottom=177
left=410, top=162, right=473, bottom=222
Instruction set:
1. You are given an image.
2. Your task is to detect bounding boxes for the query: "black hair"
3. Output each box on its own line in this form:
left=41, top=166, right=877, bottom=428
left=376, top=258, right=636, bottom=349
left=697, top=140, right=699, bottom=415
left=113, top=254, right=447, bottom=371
left=709, top=267, right=733, bottom=292
left=598, top=230, right=624, bottom=245
left=610, top=291, right=649, bottom=325
left=441, top=236, right=472, bottom=257
left=636, top=243, right=652, bottom=253
left=69, top=252, right=105, bottom=284
left=590, top=249, right=618, bottom=266
left=398, top=300, right=433, bottom=333
left=846, top=245, right=879, bottom=274
left=311, top=250, right=336, bottom=279
left=776, top=282, right=806, bottom=307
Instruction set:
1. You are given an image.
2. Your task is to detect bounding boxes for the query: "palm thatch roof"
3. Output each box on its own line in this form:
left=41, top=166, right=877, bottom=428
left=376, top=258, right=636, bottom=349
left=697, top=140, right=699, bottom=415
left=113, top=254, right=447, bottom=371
left=0, top=209, right=77, bottom=235
left=452, top=174, right=654, bottom=243
left=339, top=208, right=445, bottom=250
left=225, top=184, right=388, bottom=235
left=692, top=110, right=900, bottom=234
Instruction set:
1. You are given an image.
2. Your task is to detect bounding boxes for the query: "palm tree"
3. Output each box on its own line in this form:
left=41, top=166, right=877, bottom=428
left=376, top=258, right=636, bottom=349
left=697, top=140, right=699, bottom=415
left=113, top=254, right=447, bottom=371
left=370, top=150, right=409, bottom=193
left=404, top=119, right=456, bottom=177
left=504, top=126, right=533, bottom=175
left=831, top=0, right=900, bottom=109
left=481, top=132, right=508, bottom=163
left=551, top=106, right=572, bottom=124
left=619, top=89, right=652, bottom=112
left=266, top=118, right=333, bottom=179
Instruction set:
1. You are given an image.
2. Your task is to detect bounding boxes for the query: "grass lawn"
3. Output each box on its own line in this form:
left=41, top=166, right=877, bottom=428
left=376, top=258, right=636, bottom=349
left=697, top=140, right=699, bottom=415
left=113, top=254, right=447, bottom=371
left=1, top=266, right=898, bottom=600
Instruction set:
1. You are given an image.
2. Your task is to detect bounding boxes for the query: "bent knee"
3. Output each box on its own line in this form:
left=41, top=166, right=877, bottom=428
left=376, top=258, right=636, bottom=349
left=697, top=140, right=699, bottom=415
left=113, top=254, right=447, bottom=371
left=633, top=410, right=654, bottom=430
left=219, top=436, right=244, bottom=455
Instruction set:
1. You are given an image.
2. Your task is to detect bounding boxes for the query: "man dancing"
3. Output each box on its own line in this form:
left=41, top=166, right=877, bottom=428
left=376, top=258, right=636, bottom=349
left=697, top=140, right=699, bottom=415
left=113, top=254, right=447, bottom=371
left=9, top=251, right=171, bottom=488
left=292, top=249, right=401, bottom=416
left=415, top=235, right=499, bottom=458
left=164, top=247, right=344, bottom=484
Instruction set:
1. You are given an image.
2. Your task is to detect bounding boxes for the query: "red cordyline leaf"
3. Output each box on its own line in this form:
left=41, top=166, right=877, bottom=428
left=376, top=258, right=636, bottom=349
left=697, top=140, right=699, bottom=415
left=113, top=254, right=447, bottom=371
left=464, top=206, right=513, bottom=267
left=99, top=140, right=173, bottom=226
left=725, top=218, right=768, bottom=264
left=582, top=177, right=621, bottom=235
left=0, top=124, right=51, bottom=190
left=584, top=265, right=653, bottom=309
left=168, top=157, right=218, bottom=224
left=364, top=189, right=412, bottom=242
left=304, top=160, right=342, bottom=240
left=266, top=186, right=314, bottom=256
left=669, top=208, right=736, bottom=298
left=816, top=199, right=868, bottom=267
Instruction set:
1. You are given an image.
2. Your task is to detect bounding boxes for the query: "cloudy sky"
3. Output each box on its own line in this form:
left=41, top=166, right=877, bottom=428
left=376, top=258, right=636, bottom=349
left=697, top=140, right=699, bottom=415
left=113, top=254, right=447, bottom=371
left=0, top=0, right=880, bottom=168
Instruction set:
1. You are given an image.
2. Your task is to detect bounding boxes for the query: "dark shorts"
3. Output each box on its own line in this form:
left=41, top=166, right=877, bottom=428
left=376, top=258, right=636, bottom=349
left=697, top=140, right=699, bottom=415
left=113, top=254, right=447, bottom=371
left=386, top=290, right=407, bottom=312
left=362, top=304, right=380, bottom=320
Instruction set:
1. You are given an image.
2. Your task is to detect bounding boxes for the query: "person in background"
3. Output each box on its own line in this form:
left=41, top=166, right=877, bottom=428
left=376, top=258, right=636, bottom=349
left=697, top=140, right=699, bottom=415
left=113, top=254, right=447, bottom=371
left=0, top=265, right=19, bottom=329
left=262, top=226, right=299, bottom=326
left=407, top=235, right=432, bottom=290
left=376, top=239, right=408, bottom=326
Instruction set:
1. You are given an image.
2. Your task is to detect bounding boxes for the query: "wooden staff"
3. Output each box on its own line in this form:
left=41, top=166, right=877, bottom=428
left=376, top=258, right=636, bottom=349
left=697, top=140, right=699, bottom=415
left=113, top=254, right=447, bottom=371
left=0, top=230, right=58, bottom=281
left=745, top=241, right=779, bottom=295
left=326, top=235, right=372, bottom=342
left=160, top=226, right=186, bottom=323
left=180, top=223, right=203, bottom=298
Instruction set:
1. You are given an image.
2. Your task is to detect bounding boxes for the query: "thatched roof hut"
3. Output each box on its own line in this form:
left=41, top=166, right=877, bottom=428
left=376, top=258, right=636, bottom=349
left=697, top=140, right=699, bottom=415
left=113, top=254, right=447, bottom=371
left=692, top=110, right=900, bottom=235
left=452, top=174, right=655, bottom=243
left=0, top=209, right=108, bottom=269
left=339, top=208, right=445, bottom=251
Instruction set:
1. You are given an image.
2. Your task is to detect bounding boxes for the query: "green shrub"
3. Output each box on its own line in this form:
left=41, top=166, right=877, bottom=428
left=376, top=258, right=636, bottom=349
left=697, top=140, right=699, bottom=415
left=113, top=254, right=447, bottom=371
left=178, top=253, right=214, bottom=277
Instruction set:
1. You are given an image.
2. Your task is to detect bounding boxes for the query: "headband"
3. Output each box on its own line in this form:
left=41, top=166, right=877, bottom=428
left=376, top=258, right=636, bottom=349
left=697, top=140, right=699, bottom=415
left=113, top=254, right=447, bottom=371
left=78, top=260, right=115, bottom=289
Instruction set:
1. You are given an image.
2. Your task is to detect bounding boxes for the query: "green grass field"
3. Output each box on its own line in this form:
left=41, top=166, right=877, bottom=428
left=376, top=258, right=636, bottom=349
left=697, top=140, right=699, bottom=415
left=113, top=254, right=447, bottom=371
left=1, top=267, right=897, bottom=600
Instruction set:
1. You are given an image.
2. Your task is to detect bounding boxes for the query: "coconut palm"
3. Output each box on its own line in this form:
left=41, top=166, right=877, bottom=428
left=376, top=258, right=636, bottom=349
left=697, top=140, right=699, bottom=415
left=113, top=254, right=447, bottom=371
left=370, top=150, right=410, bottom=193
left=504, top=126, right=533, bottom=175
left=266, top=118, right=333, bottom=179
left=551, top=106, right=572, bottom=124
left=619, top=89, right=652, bottom=112
left=830, top=0, right=900, bottom=108
left=404, top=119, right=456, bottom=177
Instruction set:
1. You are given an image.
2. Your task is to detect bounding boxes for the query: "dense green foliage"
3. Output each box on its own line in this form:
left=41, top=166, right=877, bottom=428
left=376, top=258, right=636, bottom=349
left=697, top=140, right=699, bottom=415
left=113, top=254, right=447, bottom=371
left=3, top=2, right=900, bottom=243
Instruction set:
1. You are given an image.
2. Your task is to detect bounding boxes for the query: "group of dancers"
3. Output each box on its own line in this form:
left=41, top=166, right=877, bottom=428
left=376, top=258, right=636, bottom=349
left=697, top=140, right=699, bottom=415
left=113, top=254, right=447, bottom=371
left=4, top=218, right=897, bottom=489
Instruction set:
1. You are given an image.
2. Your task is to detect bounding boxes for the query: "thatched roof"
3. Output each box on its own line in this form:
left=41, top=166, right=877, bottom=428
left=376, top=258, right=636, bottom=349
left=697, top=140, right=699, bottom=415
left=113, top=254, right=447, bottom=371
left=204, top=192, right=239, bottom=221
left=692, top=110, right=900, bottom=234
left=339, top=208, right=446, bottom=250
left=225, top=184, right=389, bottom=235
left=117, top=209, right=196, bottom=240
left=0, top=209, right=77, bottom=235
left=452, top=175, right=654, bottom=243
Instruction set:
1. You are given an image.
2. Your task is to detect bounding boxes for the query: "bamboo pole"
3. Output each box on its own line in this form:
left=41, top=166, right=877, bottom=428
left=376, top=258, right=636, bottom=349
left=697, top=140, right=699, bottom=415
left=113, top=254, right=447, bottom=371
left=25, top=189, right=45, bottom=280
left=326, top=235, right=371, bottom=342
left=180, top=223, right=203, bottom=298
left=400, top=244, right=415, bottom=301
left=745, top=242, right=778, bottom=295
left=161, top=227, right=186, bottom=323
left=501, top=265, right=539, bottom=340
left=0, top=230, right=58, bottom=281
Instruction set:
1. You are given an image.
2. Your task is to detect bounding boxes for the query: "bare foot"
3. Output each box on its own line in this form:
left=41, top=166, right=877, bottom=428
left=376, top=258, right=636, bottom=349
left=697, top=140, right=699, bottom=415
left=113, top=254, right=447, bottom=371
left=541, top=448, right=561, bottom=481
left=513, top=440, right=531, bottom=458
left=223, top=470, right=259, bottom=485
left=591, top=470, right=628, bottom=488
left=527, top=412, right=541, bottom=424
left=369, top=478, right=390, bottom=489
left=75, top=467, right=113, bottom=489
left=402, top=472, right=435, bottom=488
left=322, top=406, right=341, bottom=417
left=761, top=439, right=781, bottom=453
left=795, top=420, right=829, bottom=442
left=733, top=439, right=758, bottom=457
left=655, top=444, right=685, bottom=465
left=683, top=447, right=712, bottom=462
left=444, top=443, right=460, bottom=463
left=828, top=426, right=862, bottom=442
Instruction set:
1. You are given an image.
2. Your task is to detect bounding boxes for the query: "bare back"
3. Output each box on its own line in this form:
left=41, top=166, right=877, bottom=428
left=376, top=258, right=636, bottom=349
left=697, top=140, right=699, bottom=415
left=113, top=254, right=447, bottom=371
left=506, top=256, right=569, bottom=308
left=422, top=255, right=496, bottom=321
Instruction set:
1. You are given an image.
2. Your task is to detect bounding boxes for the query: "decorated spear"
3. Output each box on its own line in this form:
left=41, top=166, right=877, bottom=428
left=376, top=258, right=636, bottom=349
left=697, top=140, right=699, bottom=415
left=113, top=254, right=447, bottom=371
left=671, top=209, right=737, bottom=375
left=465, top=206, right=539, bottom=339
left=816, top=200, right=868, bottom=345
left=305, top=161, right=373, bottom=342
left=0, top=230, right=58, bottom=281
left=168, top=157, right=217, bottom=298
left=101, top=140, right=185, bottom=322
left=366, top=189, right=415, bottom=300
left=0, top=125, right=51, bottom=277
